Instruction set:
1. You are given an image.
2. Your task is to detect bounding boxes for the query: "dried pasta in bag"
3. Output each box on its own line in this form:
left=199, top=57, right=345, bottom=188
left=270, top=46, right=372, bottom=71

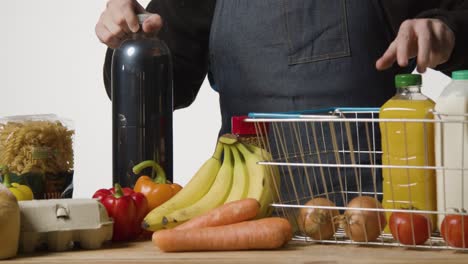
left=0, top=114, right=74, bottom=199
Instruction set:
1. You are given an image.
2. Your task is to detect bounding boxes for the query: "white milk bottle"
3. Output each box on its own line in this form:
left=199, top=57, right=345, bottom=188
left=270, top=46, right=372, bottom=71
left=435, top=70, right=468, bottom=230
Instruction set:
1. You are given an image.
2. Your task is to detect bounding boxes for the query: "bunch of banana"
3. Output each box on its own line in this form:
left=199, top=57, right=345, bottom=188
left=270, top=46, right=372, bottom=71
left=142, top=134, right=281, bottom=231
left=243, top=141, right=281, bottom=219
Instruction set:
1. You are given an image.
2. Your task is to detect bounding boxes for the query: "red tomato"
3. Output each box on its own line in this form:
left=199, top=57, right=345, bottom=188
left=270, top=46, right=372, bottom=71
left=389, top=212, right=431, bottom=245
left=441, top=214, right=468, bottom=248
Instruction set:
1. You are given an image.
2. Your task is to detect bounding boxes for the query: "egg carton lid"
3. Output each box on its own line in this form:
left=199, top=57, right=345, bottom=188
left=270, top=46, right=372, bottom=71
left=18, top=199, right=112, bottom=233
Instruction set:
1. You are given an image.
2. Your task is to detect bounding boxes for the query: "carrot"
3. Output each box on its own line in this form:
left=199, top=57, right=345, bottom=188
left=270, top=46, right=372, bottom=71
left=173, top=198, right=260, bottom=230
left=153, top=217, right=292, bottom=252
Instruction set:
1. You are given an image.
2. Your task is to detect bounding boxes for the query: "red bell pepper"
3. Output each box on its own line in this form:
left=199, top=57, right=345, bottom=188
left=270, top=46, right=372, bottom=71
left=93, top=183, right=148, bottom=241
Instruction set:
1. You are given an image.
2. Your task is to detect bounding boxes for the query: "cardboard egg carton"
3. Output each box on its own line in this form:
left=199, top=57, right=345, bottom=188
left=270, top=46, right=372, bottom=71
left=18, top=199, right=113, bottom=253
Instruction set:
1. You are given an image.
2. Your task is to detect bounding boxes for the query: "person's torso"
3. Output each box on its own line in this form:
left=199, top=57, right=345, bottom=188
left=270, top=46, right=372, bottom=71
left=208, top=0, right=410, bottom=133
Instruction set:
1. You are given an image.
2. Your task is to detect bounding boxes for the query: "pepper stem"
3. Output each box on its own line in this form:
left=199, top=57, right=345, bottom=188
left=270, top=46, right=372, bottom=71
left=132, top=160, right=167, bottom=184
left=1, top=167, right=12, bottom=188
left=114, top=183, right=124, bottom=198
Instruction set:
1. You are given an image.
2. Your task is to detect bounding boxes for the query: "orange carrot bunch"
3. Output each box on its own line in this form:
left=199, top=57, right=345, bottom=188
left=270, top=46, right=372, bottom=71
left=152, top=198, right=292, bottom=252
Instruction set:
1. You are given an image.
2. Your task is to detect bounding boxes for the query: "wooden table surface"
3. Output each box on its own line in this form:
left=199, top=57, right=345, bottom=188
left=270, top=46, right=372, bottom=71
left=3, top=240, right=468, bottom=264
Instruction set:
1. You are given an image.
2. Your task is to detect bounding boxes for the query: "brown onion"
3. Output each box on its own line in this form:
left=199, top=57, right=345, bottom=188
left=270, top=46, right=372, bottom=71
left=298, top=197, right=339, bottom=240
left=342, top=196, right=386, bottom=242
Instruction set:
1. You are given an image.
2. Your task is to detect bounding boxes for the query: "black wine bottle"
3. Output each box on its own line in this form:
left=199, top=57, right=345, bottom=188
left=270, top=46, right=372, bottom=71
left=111, top=14, right=173, bottom=187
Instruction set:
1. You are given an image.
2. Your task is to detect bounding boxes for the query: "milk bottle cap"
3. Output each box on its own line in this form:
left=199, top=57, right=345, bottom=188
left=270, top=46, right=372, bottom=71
left=452, top=70, right=468, bottom=80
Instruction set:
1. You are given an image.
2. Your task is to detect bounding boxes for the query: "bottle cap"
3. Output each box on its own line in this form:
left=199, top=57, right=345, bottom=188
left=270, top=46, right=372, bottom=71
left=452, top=70, right=468, bottom=80
left=137, top=14, right=150, bottom=25
left=395, top=74, right=422, bottom=88
left=231, top=116, right=269, bottom=136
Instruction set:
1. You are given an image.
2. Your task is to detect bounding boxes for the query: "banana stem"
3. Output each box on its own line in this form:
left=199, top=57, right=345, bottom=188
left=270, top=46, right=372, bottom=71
left=132, top=160, right=167, bottom=184
left=219, top=134, right=238, bottom=145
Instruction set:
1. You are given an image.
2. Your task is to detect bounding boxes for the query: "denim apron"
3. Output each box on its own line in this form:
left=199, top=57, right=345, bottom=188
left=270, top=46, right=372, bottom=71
left=208, top=0, right=410, bottom=204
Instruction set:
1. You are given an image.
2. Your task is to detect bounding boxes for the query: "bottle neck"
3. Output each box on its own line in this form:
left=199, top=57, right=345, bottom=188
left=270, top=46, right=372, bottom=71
left=396, top=85, right=422, bottom=95
left=395, top=85, right=427, bottom=100
left=130, top=27, right=157, bottom=40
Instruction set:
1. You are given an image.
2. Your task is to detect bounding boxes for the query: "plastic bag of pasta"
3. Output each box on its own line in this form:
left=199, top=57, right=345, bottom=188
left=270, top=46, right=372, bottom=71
left=0, top=114, right=74, bottom=199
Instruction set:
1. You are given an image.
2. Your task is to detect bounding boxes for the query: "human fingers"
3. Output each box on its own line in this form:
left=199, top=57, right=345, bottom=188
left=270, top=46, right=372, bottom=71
left=427, top=19, right=455, bottom=66
left=376, top=40, right=397, bottom=70
left=414, top=20, right=433, bottom=73
left=102, top=10, right=128, bottom=40
left=142, top=13, right=163, bottom=33
left=95, top=20, right=121, bottom=49
left=96, top=0, right=146, bottom=47
left=395, top=20, right=418, bottom=67
left=120, top=3, right=140, bottom=33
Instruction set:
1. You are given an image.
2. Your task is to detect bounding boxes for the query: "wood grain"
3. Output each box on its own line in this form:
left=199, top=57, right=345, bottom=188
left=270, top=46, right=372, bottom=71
left=2, top=241, right=468, bottom=264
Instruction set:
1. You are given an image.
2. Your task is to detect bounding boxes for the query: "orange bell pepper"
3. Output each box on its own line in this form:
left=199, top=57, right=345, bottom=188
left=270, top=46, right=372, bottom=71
left=132, top=160, right=182, bottom=211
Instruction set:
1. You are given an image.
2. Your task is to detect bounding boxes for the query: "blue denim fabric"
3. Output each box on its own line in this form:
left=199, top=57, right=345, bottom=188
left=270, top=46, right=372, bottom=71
left=208, top=0, right=412, bottom=133
left=284, top=0, right=351, bottom=64
left=208, top=0, right=412, bottom=204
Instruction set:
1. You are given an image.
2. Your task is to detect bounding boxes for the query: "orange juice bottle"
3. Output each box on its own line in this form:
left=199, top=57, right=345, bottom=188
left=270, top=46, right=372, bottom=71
left=380, top=74, right=436, bottom=232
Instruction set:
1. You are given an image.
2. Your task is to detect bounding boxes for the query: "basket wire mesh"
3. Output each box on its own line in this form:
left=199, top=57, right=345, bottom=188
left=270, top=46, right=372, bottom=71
left=246, top=107, right=468, bottom=250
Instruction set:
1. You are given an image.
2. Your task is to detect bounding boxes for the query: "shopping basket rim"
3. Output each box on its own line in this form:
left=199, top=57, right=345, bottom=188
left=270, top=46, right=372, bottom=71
left=246, top=107, right=468, bottom=123
left=247, top=107, right=379, bottom=119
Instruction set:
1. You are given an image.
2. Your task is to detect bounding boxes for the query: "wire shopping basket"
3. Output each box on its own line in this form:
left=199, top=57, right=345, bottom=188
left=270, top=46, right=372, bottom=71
left=245, top=107, right=468, bottom=250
